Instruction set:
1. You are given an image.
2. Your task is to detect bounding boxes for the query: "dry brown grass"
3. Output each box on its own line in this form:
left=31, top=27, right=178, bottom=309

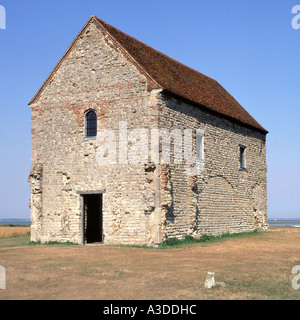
left=0, top=226, right=30, bottom=238
left=0, top=227, right=300, bottom=300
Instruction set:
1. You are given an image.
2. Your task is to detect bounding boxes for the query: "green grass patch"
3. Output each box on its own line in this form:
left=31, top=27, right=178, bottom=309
left=115, top=230, right=260, bottom=249
left=158, top=230, right=259, bottom=248
left=26, top=240, right=78, bottom=246
left=0, top=235, right=31, bottom=247
left=114, top=270, right=126, bottom=276
left=117, top=244, right=150, bottom=249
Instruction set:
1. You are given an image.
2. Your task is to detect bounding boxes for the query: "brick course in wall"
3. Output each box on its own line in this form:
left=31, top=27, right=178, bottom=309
left=158, top=93, right=267, bottom=239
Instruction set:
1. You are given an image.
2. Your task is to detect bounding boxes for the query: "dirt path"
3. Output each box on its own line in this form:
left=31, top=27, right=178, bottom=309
left=0, top=229, right=300, bottom=300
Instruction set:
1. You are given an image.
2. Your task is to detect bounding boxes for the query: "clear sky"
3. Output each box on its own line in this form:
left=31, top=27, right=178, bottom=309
left=0, top=0, right=299, bottom=219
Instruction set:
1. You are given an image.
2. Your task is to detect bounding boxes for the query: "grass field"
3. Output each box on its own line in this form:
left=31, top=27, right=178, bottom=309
left=0, top=226, right=300, bottom=300
left=0, top=226, right=30, bottom=239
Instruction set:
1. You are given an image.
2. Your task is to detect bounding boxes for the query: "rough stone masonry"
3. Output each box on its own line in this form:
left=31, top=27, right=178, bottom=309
left=28, top=16, right=268, bottom=246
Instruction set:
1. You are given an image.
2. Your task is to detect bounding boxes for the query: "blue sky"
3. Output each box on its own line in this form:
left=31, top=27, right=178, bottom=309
left=0, top=0, right=299, bottom=219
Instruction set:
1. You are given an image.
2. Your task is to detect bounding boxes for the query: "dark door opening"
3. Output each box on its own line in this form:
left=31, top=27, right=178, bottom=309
left=83, top=194, right=103, bottom=244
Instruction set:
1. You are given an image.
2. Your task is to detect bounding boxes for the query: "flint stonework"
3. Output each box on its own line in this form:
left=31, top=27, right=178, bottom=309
left=28, top=16, right=268, bottom=246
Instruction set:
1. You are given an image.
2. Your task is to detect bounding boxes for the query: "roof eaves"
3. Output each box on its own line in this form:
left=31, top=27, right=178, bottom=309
left=161, top=89, right=268, bottom=134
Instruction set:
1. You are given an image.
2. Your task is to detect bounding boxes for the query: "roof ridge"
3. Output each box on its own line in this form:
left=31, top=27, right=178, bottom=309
left=93, top=16, right=218, bottom=86
left=94, top=17, right=267, bottom=133
left=93, top=16, right=161, bottom=90
left=29, top=15, right=267, bottom=134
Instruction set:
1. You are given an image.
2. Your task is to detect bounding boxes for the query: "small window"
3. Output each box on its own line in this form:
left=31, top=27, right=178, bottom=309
left=239, top=145, right=246, bottom=170
left=85, top=110, right=97, bottom=138
left=196, top=130, right=204, bottom=162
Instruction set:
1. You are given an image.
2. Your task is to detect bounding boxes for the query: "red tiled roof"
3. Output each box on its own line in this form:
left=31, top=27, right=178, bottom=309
left=30, top=16, right=267, bottom=134
left=95, top=17, right=267, bottom=134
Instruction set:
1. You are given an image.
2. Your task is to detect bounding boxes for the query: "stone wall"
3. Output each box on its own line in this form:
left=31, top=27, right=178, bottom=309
left=29, top=19, right=268, bottom=246
left=29, top=21, right=161, bottom=245
left=158, top=93, right=268, bottom=239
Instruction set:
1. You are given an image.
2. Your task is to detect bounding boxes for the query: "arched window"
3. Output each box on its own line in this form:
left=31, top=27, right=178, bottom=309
left=85, top=110, right=97, bottom=137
